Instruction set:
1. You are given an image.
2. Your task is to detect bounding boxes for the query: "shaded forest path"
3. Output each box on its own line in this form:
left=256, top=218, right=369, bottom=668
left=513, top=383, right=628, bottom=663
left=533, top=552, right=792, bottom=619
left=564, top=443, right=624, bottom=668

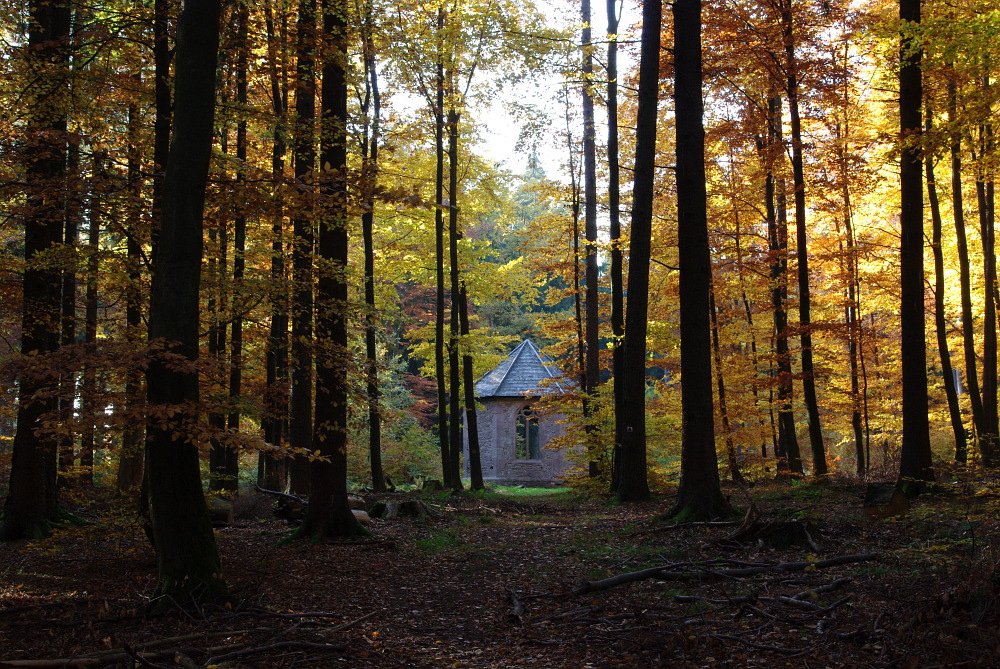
left=1, top=482, right=998, bottom=667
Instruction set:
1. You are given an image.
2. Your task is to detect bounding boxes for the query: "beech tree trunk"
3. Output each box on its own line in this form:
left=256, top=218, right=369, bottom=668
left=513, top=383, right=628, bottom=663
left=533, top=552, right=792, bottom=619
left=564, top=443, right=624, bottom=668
left=80, top=153, right=104, bottom=486
left=289, top=0, right=317, bottom=495
left=666, top=0, right=731, bottom=519
left=607, top=0, right=625, bottom=486
left=1, top=0, right=71, bottom=540
left=117, top=100, right=145, bottom=491
left=300, top=0, right=363, bottom=540
left=581, top=0, right=600, bottom=477
left=226, top=1, right=250, bottom=492
left=361, top=23, right=385, bottom=493
left=974, top=117, right=998, bottom=466
left=780, top=0, right=825, bottom=476
left=761, top=93, right=802, bottom=475
left=897, top=0, right=934, bottom=489
left=926, top=112, right=967, bottom=463
left=260, top=0, right=289, bottom=491
left=710, top=291, right=745, bottom=485
left=459, top=283, right=483, bottom=490
left=58, top=143, right=79, bottom=482
left=446, top=107, right=464, bottom=490
left=150, top=0, right=172, bottom=266
left=948, top=80, right=985, bottom=458
left=616, top=0, right=661, bottom=502
left=433, top=12, right=452, bottom=487
left=144, top=0, right=227, bottom=603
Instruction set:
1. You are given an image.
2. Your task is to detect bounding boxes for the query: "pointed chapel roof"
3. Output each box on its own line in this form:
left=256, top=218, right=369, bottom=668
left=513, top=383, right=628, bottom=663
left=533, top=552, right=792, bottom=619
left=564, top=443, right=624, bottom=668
left=474, top=340, right=571, bottom=398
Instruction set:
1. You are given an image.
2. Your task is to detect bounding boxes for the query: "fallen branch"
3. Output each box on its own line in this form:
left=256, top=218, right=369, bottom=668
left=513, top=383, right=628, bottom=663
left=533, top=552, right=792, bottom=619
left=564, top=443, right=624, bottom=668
left=328, top=610, right=378, bottom=633
left=0, top=643, right=242, bottom=668
left=630, top=520, right=741, bottom=537
left=791, top=577, right=853, bottom=600
left=565, top=553, right=878, bottom=599
left=205, top=641, right=347, bottom=665
left=709, top=633, right=806, bottom=655
left=777, top=595, right=851, bottom=614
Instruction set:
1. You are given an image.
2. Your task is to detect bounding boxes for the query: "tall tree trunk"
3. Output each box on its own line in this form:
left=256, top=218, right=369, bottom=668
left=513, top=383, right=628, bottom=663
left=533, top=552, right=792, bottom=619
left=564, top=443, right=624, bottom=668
left=616, top=0, right=661, bottom=502
left=145, top=0, right=227, bottom=603
left=434, top=9, right=451, bottom=487
left=607, top=0, right=625, bottom=486
left=206, top=125, right=232, bottom=489
left=927, top=112, right=967, bottom=463
left=581, top=0, right=600, bottom=477
left=458, top=283, right=483, bottom=490
left=260, top=0, right=289, bottom=490
left=949, top=80, right=985, bottom=457
left=447, top=106, right=464, bottom=490
left=760, top=93, right=801, bottom=475
left=80, top=152, right=104, bottom=487
left=710, top=291, right=745, bottom=485
left=1, top=0, right=71, bottom=540
left=58, top=142, right=79, bottom=482
left=151, top=0, right=172, bottom=266
left=225, top=1, right=249, bottom=493
left=207, top=221, right=229, bottom=492
left=667, top=0, right=731, bottom=519
left=834, top=106, right=868, bottom=475
left=117, top=99, right=145, bottom=490
left=301, top=0, right=363, bottom=540
left=974, top=113, right=998, bottom=466
left=897, top=0, right=934, bottom=490
left=780, top=0, right=825, bottom=476
left=361, top=24, right=385, bottom=493
left=731, top=213, right=768, bottom=457
left=562, top=91, right=587, bottom=428
left=289, top=0, right=316, bottom=495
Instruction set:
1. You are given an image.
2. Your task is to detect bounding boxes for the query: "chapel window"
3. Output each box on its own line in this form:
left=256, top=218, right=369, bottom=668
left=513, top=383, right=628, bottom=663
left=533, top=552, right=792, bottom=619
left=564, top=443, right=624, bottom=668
left=515, top=405, right=540, bottom=460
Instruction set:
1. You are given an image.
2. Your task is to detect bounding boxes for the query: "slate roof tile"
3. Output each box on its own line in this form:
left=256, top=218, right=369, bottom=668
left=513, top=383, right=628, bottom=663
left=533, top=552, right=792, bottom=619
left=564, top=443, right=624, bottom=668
left=474, top=340, right=571, bottom=398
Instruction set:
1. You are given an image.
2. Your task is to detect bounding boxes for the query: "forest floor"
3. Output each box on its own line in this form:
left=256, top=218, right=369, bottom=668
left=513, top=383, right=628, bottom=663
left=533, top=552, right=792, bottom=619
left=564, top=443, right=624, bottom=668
left=1, top=477, right=999, bottom=668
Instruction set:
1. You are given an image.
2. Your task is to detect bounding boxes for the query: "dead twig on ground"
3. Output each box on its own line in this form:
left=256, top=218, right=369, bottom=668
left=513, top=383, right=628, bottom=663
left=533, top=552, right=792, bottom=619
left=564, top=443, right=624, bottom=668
left=565, top=553, right=879, bottom=598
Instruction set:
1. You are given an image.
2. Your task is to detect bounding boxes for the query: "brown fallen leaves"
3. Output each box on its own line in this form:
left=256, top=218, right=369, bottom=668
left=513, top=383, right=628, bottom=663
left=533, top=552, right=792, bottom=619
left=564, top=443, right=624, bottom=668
left=0, top=481, right=998, bottom=667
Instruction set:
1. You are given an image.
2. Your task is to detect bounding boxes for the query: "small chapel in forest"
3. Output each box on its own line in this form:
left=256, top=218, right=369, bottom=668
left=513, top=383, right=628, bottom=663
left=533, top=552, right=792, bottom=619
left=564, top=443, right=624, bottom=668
left=464, top=340, right=573, bottom=486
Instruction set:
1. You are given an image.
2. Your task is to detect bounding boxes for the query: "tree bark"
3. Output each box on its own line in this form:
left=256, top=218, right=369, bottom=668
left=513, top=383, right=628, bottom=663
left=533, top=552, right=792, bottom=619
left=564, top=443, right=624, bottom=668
left=150, top=0, right=172, bottom=266
left=710, top=291, right=745, bottom=485
left=581, top=0, right=600, bottom=477
left=289, top=0, right=317, bottom=495
left=144, top=0, right=227, bottom=603
left=226, top=1, right=250, bottom=492
left=80, top=152, right=105, bottom=486
left=666, top=0, right=732, bottom=519
left=459, top=283, right=483, bottom=490
left=780, top=0, right=825, bottom=476
left=616, top=0, right=662, bottom=502
left=948, top=80, right=985, bottom=460
left=260, top=0, right=290, bottom=491
left=761, top=93, right=801, bottom=475
left=117, top=100, right=145, bottom=491
left=607, top=0, right=625, bottom=487
left=926, top=111, right=967, bottom=463
left=447, top=106, right=464, bottom=490
left=897, top=0, right=934, bottom=490
left=434, top=10, right=452, bottom=488
left=300, top=0, right=364, bottom=539
left=974, top=114, right=998, bottom=466
left=1, top=0, right=71, bottom=540
left=361, top=22, right=385, bottom=493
